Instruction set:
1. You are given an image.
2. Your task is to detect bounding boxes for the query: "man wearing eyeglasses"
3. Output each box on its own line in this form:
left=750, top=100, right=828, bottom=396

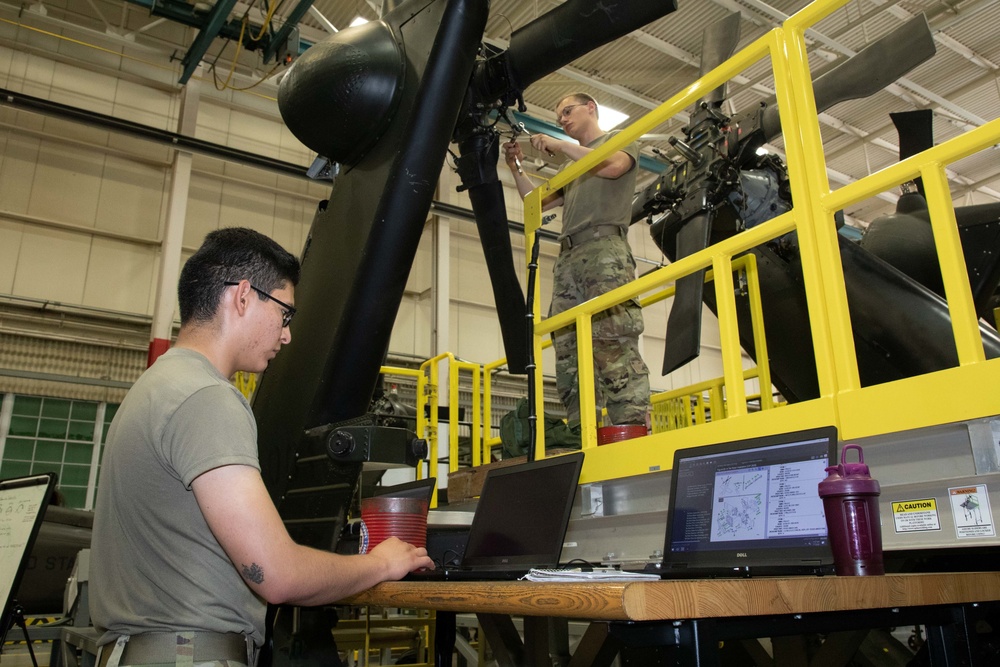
left=91, top=228, right=432, bottom=667
left=504, top=93, right=650, bottom=431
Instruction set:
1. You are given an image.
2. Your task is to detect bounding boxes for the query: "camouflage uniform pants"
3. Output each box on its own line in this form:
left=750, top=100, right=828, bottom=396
left=550, top=234, right=650, bottom=425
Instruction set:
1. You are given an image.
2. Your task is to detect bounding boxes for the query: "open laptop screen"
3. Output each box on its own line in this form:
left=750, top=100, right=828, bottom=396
left=461, top=452, right=584, bottom=569
left=662, top=427, right=836, bottom=576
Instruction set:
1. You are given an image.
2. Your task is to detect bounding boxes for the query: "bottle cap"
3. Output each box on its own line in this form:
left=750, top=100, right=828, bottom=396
left=840, top=444, right=871, bottom=477
left=818, top=444, right=880, bottom=496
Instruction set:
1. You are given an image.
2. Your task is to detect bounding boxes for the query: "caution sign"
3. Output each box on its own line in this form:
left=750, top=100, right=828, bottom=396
left=949, top=484, right=996, bottom=539
left=891, top=498, right=941, bottom=533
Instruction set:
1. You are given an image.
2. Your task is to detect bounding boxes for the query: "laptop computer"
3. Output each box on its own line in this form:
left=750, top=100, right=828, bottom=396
left=652, top=426, right=837, bottom=578
left=409, top=451, right=584, bottom=580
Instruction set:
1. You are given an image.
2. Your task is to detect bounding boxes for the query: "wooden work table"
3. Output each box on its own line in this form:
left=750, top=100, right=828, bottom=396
left=343, top=572, right=1000, bottom=666
left=344, top=571, right=1000, bottom=620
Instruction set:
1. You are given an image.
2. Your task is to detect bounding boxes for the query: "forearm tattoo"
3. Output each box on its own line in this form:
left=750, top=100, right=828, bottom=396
left=242, top=562, right=265, bottom=585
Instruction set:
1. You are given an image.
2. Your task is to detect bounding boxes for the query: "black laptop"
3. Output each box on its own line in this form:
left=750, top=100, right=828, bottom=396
left=652, top=426, right=837, bottom=578
left=409, top=452, right=585, bottom=580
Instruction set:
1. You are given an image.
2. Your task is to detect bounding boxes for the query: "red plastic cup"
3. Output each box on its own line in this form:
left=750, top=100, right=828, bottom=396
left=359, top=496, right=429, bottom=554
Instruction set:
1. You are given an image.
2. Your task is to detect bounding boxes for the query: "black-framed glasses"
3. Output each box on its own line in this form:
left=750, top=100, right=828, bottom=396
left=558, top=103, right=587, bottom=118
left=223, top=281, right=296, bottom=327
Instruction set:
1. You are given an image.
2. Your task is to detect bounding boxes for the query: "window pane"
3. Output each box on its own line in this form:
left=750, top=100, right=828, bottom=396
left=30, top=462, right=60, bottom=477
left=67, top=421, right=95, bottom=442
left=71, top=402, right=98, bottom=421
left=5, top=438, right=35, bottom=460
left=38, top=419, right=69, bottom=439
left=60, top=464, right=90, bottom=486
left=65, top=442, right=93, bottom=464
left=41, top=399, right=71, bottom=419
left=12, top=396, right=42, bottom=416
left=61, top=488, right=86, bottom=508
left=1, top=461, right=31, bottom=477
left=9, top=416, right=38, bottom=437
left=35, top=441, right=65, bottom=463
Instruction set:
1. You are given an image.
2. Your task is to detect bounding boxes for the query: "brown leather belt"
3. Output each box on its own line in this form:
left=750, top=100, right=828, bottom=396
left=97, top=632, right=249, bottom=667
left=560, top=224, right=626, bottom=251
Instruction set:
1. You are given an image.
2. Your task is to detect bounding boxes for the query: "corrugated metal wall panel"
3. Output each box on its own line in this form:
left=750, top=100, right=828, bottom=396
left=0, top=332, right=144, bottom=402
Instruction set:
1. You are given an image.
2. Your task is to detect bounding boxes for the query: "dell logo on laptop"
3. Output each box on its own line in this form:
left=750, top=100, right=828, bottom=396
left=736, top=552, right=748, bottom=558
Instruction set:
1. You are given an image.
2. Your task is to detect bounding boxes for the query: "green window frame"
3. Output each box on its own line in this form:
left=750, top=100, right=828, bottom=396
left=0, top=393, right=118, bottom=509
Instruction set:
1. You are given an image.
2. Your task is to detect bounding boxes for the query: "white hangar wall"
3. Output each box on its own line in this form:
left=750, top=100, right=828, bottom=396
left=0, top=1, right=759, bottom=507
left=0, top=8, right=741, bottom=405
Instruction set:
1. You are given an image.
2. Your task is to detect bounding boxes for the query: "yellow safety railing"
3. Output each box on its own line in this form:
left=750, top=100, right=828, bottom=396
left=232, top=371, right=256, bottom=400
left=385, top=355, right=484, bottom=486
left=378, top=364, right=434, bottom=507
left=469, top=254, right=777, bottom=463
left=519, top=0, right=1000, bottom=484
left=651, top=367, right=772, bottom=432
left=481, top=357, right=509, bottom=459
left=641, top=253, right=777, bottom=432
left=475, top=253, right=777, bottom=454
left=387, top=354, right=518, bottom=489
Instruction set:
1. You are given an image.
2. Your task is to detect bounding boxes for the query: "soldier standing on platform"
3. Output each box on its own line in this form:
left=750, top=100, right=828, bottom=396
left=504, top=93, right=650, bottom=430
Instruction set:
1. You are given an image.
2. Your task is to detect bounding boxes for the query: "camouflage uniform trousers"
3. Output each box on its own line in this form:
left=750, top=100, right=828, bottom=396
left=550, top=233, right=650, bottom=425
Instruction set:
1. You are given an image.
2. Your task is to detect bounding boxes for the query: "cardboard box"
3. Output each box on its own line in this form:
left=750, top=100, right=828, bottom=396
left=446, top=450, right=578, bottom=503
left=446, top=456, right=527, bottom=503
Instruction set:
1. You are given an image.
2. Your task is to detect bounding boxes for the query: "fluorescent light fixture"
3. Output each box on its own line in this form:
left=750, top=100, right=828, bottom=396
left=598, top=105, right=629, bottom=132
left=349, top=16, right=369, bottom=27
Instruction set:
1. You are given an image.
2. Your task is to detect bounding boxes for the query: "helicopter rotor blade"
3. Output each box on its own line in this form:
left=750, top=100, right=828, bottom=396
left=762, top=13, right=935, bottom=140
left=658, top=12, right=743, bottom=373
left=698, top=12, right=742, bottom=108
left=662, top=211, right=713, bottom=375
left=459, top=135, right=531, bottom=374
left=502, top=0, right=678, bottom=95
left=891, top=109, right=935, bottom=197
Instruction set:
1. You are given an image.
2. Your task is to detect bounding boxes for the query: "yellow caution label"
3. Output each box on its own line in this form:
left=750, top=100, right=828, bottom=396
left=893, top=498, right=937, bottom=513
left=892, top=498, right=941, bottom=533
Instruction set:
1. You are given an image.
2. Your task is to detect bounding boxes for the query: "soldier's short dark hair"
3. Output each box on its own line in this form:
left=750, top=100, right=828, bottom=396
left=178, top=227, right=300, bottom=325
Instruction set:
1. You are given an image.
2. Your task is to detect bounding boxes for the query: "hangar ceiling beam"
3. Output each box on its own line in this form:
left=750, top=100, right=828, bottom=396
left=307, top=6, right=337, bottom=33
left=126, top=0, right=225, bottom=31
left=262, top=0, right=316, bottom=62
left=179, top=0, right=239, bottom=84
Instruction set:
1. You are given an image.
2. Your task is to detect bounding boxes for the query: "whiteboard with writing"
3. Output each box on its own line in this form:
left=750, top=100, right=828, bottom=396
left=1, top=473, right=55, bottom=630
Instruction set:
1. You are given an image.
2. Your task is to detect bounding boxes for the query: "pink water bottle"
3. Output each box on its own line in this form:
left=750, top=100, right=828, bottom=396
left=818, top=444, right=885, bottom=576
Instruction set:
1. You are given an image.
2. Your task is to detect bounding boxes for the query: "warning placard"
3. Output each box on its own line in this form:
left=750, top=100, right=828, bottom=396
left=948, top=485, right=996, bottom=539
left=891, top=498, right=940, bottom=533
